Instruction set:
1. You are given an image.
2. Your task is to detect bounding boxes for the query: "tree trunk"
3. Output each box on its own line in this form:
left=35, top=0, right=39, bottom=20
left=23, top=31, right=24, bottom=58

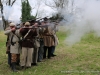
left=0, top=1, right=9, bottom=30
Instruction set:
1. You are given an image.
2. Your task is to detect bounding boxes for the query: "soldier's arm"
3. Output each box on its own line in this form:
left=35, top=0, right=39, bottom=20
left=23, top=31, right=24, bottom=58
left=4, top=29, right=12, bottom=35
left=4, top=28, right=15, bottom=35
left=20, top=28, right=26, bottom=33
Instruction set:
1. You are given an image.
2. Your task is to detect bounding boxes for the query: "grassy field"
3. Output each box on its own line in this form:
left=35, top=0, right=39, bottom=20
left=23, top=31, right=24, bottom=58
left=0, top=26, right=100, bottom=75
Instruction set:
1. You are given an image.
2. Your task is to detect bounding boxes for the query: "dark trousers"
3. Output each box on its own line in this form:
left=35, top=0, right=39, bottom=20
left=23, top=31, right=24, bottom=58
left=43, top=46, right=52, bottom=58
left=8, top=52, right=11, bottom=66
left=51, top=46, right=56, bottom=55
left=38, top=44, right=44, bottom=61
left=38, top=39, right=44, bottom=61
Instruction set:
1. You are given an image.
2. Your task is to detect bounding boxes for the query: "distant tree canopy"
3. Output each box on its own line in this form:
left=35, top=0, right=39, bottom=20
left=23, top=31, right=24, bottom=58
left=49, top=14, right=63, bottom=22
left=21, top=0, right=35, bottom=22
left=45, top=0, right=69, bottom=22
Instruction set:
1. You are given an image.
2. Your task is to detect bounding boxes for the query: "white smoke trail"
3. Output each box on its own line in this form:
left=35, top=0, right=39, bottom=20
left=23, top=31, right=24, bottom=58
left=2, top=5, right=20, bottom=24
left=3, top=5, right=13, bottom=21
left=2, top=0, right=21, bottom=24
left=61, top=0, right=100, bottom=45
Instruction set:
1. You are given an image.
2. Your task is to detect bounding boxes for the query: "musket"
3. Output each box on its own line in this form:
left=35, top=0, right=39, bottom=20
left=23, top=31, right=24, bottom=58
left=16, top=24, right=50, bottom=29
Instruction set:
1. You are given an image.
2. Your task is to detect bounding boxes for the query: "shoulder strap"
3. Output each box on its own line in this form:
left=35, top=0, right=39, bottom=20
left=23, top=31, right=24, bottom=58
left=12, top=29, right=31, bottom=41
left=12, top=31, right=20, bottom=40
left=23, top=29, right=31, bottom=39
left=7, top=35, right=9, bottom=41
left=11, top=34, right=14, bottom=45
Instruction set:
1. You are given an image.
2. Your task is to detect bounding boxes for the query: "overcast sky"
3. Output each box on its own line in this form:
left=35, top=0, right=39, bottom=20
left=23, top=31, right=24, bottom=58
left=14, top=0, right=55, bottom=18
left=1, top=0, right=94, bottom=23
left=2, top=0, right=86, bottom=21
left=1, top=0, right=56, bottom=23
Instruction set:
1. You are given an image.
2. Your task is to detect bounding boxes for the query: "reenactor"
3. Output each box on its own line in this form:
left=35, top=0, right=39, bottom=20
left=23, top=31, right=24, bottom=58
left=20, top=22, right=37, bottom=68
left=31, top=21, right=40, bottom=66
left=4, top=23, right=21, bottom=72
left=37, top=21, right=46, bottom=62
left=5, top=23, right=11, bottom=68
left=50, top=22, right=59, bottom=57
left=43, top=20, right=55, bottom=59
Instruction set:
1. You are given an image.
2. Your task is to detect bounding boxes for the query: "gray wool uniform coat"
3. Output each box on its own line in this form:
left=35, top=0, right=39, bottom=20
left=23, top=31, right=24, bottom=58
left=4, top=28, right=21, bottom=54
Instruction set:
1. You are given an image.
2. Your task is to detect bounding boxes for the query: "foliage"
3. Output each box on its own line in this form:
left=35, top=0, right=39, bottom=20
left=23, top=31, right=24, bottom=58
left=21, top=0, right=36, bottom=22
left=49, top=14, right=63, bottom=21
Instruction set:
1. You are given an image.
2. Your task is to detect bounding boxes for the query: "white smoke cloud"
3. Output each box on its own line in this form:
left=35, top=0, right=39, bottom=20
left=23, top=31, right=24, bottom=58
left=3, top=5, right=14, bottom=20
left=62, top=0, right=100, bottom=45
left=3, top=0, right=21, bottom=24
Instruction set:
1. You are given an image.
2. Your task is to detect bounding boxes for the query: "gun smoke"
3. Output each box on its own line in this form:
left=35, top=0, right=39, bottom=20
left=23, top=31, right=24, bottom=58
left=61, top=0, right=100, bottom=46
left=2, top=0, right=21, bottom=24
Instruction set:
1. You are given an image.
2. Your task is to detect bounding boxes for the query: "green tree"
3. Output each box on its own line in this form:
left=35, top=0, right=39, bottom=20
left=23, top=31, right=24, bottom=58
left=21, top=0, right=35, bottom=22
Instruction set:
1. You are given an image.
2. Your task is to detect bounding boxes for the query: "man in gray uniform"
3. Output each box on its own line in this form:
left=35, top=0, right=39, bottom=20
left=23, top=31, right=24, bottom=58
left=31, top=22, right=40, bottom=66
left=50, top=22, right=59, bottom=57
left=37, top=21, right=46, bottom=62
left=4, top=23, right=21, bottom=72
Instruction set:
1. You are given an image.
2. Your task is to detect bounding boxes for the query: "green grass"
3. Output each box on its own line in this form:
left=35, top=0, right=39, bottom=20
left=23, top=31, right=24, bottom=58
left=0, top=27, right=100, bottom=75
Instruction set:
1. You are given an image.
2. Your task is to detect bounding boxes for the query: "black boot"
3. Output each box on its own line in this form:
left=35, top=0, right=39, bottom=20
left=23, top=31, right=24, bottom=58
left=12, top=62, right=18, bottom=72
left=21, top=66, right=25, bottom=70
left=51, top=54, right=56, bottom=57
left=31, top=63, right=38, bottom=66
